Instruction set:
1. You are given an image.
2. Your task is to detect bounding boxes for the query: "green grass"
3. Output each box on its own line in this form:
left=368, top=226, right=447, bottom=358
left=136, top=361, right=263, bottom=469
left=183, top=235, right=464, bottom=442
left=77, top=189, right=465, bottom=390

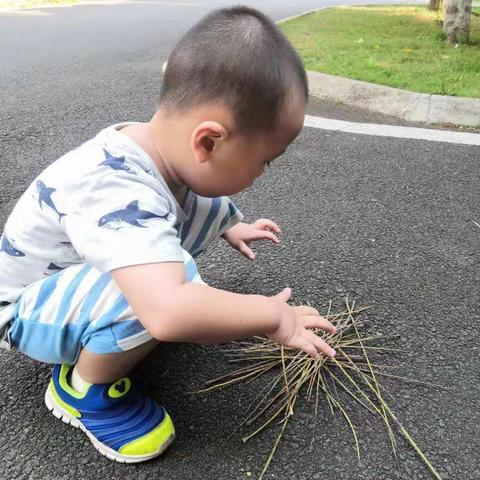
left=0, top=0, right=79, bottom=9
left=281, top=5, right=480, bottom=98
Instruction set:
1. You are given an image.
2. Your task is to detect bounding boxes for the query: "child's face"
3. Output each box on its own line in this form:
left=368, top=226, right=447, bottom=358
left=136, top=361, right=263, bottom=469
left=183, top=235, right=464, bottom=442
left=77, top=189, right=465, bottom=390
left=186, top=93, right=306, bottom=197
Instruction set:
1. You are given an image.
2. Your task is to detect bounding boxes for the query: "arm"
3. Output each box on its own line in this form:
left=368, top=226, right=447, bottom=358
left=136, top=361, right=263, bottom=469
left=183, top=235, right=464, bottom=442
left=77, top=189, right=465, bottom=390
left=111, top=262, right=337, bottom=358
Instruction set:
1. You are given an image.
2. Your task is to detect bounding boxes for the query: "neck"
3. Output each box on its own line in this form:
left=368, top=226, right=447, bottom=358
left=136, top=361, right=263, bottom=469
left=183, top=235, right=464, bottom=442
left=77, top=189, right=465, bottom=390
left=144, top=119, right=185, bottom=197
left=121, top=114, right=187, bottom=203
left=119, top=114, right=186, bottom=198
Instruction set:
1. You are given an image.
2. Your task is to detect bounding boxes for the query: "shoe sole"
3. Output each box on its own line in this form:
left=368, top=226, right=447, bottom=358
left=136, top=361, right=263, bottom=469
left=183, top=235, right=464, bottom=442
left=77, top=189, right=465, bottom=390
left=45, top=384, right=175, bottom=463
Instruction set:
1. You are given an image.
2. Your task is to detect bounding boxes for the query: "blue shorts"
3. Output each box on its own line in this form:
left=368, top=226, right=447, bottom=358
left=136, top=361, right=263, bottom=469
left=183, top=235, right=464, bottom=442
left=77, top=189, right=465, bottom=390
left=4, top=251, right=202, bottom=365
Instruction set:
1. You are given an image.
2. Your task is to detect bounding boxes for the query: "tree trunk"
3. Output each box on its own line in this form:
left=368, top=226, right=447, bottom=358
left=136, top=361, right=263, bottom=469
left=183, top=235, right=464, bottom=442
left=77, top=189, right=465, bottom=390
left=443, top=0, right=472, bottom=44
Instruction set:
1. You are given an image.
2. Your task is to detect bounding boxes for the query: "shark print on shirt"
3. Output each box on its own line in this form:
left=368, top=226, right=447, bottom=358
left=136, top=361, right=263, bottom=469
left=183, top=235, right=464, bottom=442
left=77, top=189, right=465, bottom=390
left=99, top=149, right=137, bottom=175
left=98, top=200, right=170, bottom=230
left=43, top=263, right=63, bottom=276
left=36, top=181, right=66, bottom=222
left=47, top=263, right=62, bottom=271
left=0, top=235, right=25, bottom=257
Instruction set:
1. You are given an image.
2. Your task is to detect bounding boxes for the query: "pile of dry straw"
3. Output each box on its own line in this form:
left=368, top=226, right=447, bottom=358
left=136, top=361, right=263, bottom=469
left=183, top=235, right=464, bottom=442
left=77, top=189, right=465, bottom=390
left=200, top=299, right=443, bottom=480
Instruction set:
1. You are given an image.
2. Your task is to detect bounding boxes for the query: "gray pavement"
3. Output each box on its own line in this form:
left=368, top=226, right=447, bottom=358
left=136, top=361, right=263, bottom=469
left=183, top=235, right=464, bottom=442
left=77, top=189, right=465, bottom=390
left=1, top=1, right=479, bottom=479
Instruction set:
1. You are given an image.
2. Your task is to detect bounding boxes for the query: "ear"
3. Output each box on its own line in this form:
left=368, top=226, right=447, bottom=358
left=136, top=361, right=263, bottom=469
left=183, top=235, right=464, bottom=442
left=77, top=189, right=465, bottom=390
left=190, top=121, right=228, bottom=164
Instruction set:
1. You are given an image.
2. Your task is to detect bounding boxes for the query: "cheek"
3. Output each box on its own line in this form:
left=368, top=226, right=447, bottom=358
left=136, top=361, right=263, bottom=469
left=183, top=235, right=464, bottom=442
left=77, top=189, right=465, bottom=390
left=229, top=161, right=257, bottom=181
left=230, top=168, right=258, bottom=193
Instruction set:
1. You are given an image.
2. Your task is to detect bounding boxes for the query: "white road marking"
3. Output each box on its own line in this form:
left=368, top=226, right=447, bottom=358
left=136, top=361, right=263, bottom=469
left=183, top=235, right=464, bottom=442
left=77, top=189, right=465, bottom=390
left=304, top=115, right=480, bottom=146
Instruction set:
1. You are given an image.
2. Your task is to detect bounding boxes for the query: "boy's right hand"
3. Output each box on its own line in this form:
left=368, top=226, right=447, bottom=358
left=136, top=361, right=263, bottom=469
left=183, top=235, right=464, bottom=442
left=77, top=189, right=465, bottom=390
left=268, top=288, right=337, bottom=359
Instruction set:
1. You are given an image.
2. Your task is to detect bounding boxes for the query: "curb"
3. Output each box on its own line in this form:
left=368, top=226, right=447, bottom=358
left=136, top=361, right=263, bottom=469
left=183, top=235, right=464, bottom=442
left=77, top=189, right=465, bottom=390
left=307, top=70, right=480, bottom=128
left=277, top=6, right=330, bottom=24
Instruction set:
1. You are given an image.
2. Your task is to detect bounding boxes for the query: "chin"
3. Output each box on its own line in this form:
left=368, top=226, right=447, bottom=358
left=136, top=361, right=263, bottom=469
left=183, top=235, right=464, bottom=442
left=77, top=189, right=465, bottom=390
left=190, top=187, right=227, bottom=197
left=192, top=185, right=242, bottom=197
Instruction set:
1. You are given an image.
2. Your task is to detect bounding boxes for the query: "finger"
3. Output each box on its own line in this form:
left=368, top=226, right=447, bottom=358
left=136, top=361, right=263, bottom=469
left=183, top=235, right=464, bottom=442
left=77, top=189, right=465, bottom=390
left=273, top=287, right=292, bottom=303
left=306, top=330, right=336, bottom=357
left=254, top=219, right=281, bottom=233
left=295, top=338, right=320, bottom=359
left=238, top=241, right=255, bottom=260
left=303, top=315, right=337, bottom=334
left=248, top=230, right=280, bottom=244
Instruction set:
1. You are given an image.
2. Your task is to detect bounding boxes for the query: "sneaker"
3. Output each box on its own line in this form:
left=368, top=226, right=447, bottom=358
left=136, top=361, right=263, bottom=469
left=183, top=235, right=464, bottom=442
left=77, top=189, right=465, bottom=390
left=44, top=364, right=175, bottom=463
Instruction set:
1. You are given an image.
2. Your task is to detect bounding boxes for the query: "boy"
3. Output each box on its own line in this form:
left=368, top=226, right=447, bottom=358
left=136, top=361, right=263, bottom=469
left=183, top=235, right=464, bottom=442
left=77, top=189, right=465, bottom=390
left=0, top=6, right=336, bottom=463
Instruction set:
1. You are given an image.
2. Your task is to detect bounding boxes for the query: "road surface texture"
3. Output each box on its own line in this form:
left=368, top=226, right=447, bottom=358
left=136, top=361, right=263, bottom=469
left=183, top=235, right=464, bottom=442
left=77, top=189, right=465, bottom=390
left=1, top=1, right=479, bottom=479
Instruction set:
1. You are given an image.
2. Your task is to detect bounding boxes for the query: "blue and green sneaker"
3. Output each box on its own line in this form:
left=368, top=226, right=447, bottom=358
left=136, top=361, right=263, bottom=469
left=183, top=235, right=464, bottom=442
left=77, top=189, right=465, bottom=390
left=44, top=364, right=175, bottom=463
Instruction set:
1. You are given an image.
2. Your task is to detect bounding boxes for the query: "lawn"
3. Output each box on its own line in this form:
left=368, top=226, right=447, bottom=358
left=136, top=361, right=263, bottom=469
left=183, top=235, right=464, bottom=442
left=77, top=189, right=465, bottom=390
left=281, top=5, right=480, bottom=98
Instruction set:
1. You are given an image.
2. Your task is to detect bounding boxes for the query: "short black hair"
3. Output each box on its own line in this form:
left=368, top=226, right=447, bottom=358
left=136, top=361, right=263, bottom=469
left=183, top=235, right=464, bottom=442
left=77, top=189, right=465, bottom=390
left=159, top=6, right=308, bottom=133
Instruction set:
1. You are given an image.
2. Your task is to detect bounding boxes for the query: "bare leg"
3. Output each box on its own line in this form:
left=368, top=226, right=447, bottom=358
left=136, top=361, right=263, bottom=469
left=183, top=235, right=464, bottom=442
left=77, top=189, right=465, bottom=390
left=75, top=338, right=159, bottom=384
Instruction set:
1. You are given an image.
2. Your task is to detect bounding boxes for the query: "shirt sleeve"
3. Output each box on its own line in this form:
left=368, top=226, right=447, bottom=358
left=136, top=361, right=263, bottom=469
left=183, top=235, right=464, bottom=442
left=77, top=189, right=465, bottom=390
left=179, top=194, right=243, bottom=257
left=63, top=171, right=184, bottom=272
left=217, top=197, right=243, bottom=237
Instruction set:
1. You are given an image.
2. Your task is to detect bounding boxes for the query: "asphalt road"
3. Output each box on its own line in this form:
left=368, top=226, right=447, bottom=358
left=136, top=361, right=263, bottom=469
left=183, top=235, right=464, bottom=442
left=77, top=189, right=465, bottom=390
left=0, top=1, right=479, bottom=480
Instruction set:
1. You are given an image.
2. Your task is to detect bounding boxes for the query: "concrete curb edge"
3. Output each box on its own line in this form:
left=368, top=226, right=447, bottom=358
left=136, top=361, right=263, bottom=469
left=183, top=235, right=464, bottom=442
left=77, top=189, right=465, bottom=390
left=307, top=70, right=480, bottom=127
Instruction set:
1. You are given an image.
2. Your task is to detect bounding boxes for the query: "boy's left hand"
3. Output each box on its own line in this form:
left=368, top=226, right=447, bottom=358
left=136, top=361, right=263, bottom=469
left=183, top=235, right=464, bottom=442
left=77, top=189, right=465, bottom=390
left=222, top=219, right=281, bottom=260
